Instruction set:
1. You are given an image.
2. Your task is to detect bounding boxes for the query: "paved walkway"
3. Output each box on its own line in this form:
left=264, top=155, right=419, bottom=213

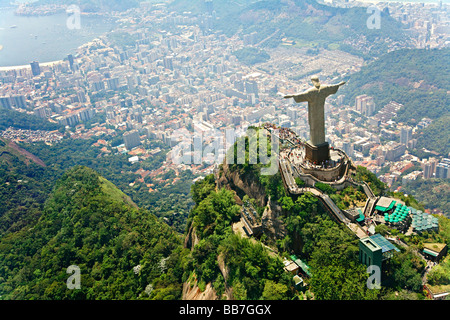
left=271, top=127, right=373, bottom=240
left=279, top=159, right=360, bottom=232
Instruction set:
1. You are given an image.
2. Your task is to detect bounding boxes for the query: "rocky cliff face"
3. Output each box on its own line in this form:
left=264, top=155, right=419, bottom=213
left=260, top=196, right=287, bottom=243
left=184, top=223, right=200, bottom=250
left=182, top=161, right=287, bottom=300
left=216, top=161, right=269, bottom=206
left=216, top=161, right=286, bottom=243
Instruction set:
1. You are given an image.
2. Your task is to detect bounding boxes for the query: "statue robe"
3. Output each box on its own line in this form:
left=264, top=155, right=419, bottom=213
left=293, top=84, right=340, bottom=146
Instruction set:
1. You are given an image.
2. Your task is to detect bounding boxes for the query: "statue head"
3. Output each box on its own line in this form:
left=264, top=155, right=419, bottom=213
left=311, top=76, right=320, bottom=88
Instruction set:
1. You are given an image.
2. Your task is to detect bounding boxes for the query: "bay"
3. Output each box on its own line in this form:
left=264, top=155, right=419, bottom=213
left=0, top=7, right=117, bottom=67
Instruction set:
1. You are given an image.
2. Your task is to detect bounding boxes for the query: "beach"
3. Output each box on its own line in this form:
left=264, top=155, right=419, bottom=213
left=0, top=60, right=65, bottom=72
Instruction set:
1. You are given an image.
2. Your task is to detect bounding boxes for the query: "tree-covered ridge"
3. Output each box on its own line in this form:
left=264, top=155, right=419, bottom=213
left=21, top=137, right=195, bottom=233
left=341, top=48, right=449, bottom=126
left=415, top=114, right=450, bottom=156
left=0, top=166, right=186, bottom=300
left=0, top=109, right=61, bottom=132
left=399, top=178, right=449, bottom=216
left=0, top=137, right=55, bottom=237
left=170, top=0, right=407, bottom=55
left=352, top=165, right=386, bottom=197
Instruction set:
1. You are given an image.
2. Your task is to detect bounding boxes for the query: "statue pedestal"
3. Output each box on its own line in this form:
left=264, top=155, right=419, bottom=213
left=305, top=142, right=330, bottom=164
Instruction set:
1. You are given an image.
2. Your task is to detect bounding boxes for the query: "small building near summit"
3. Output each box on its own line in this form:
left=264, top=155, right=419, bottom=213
left=359, top=233, right=400, bottom=271
left=423, top=243, right=447, bottom=262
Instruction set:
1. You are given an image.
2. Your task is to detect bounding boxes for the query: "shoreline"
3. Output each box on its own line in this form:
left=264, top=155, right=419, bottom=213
left=0, top=60, right=65, bottom=71
left=0, top=6, right=113, bottom=71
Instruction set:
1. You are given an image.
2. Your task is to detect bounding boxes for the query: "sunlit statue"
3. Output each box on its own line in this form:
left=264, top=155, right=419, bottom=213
left=284, top=76, right=345, bottom=146
left=284, top=76, right=345, bottom=162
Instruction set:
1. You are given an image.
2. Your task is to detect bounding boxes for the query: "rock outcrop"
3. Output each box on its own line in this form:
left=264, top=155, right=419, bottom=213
left=183, top=161, right=287, bottom=300
left=216, top=162, right=267, bottom=208
left=182, top=280, right=217, bottom=300
left=217, top=161, right=286, bottom=243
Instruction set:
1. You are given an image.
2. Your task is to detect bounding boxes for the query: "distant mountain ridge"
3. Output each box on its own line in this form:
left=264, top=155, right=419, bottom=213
left=170, top=0, right=409, bottom=56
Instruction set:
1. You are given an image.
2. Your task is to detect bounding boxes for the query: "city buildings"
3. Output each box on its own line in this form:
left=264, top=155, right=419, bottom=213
left=400, top=126, right=413, bottom=146
left=30, top=61, right=41, bottom=76
left=0, top=0, right=447, bottom=197
left=123, top=130, right=141, bottom=150
left=355, top=94, right=375, bottom=117
left=435, top=159, right=450, bottom=179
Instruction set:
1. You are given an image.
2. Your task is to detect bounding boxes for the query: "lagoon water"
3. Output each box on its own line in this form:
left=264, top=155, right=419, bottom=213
left=0, top=7, right=117, bottom=67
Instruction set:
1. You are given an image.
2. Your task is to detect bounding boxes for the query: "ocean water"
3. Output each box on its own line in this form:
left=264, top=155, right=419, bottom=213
left=0, top=8, right=117, bottom=67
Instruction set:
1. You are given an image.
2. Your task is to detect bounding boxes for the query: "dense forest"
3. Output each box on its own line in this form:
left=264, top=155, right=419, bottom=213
left=0, top=138, right=53, bottom=237
left=21, top=136, right=195, bottom=233
left=0, top=109, right=61, bottom=132
left=415, top=115, right=450, bottom=156
left=186, top=174, right=295, bottom=300
left=0, top=166, right=187, bottom=299
left=232, top=47, right=271, bottom=66
left=399, top=178, right=450, bottom=215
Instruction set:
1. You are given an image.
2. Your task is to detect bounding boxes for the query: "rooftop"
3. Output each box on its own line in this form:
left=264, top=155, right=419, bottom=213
left=370, top=233, right=400, bottom=258
left=361, top=237, right=382, bottom=252
left=375, top=196, right=396, bottom=212
left=423, top=243, right=447, bottom=254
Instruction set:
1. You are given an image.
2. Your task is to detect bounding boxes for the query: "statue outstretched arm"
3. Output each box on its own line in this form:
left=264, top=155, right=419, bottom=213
left=284, top=91, right=311, bottom=103
left=321, top=81, right=346, bottom=96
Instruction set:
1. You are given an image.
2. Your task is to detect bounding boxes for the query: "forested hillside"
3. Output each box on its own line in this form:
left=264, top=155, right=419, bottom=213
left=0, top=109, right=61, bottom=132
left=0, top=166, right=187, bottom=299
left=170, top=0, right=408, bottom=56
left=21, top=137, right=194, bottom=233
left=0, top=137, right=55, bottom=237
left=341, top=48, right=450, bottom=155
left=415, top=115, right=450, bottom=156
left=399, top=178, right=449, bottom=215
left=185, top=175, right=294, bottom=299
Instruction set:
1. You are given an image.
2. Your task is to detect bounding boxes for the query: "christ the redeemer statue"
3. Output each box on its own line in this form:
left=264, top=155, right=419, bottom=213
left=284, top=76, right=345, bottom=162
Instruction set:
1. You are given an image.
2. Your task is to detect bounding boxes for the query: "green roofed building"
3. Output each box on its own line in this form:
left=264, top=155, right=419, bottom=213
left=290, top=255, right=311, bottom=277
left=359, top=233, right=400, bottom=271
left=359, top=237, right=382, bottom=269
left=423, top=243, right=447, bottom=262
left=374, top=197, right=396, bottom=213
left=356, top=208, right=365, bottom=223
left=411, top=211, right=439, bottom=234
